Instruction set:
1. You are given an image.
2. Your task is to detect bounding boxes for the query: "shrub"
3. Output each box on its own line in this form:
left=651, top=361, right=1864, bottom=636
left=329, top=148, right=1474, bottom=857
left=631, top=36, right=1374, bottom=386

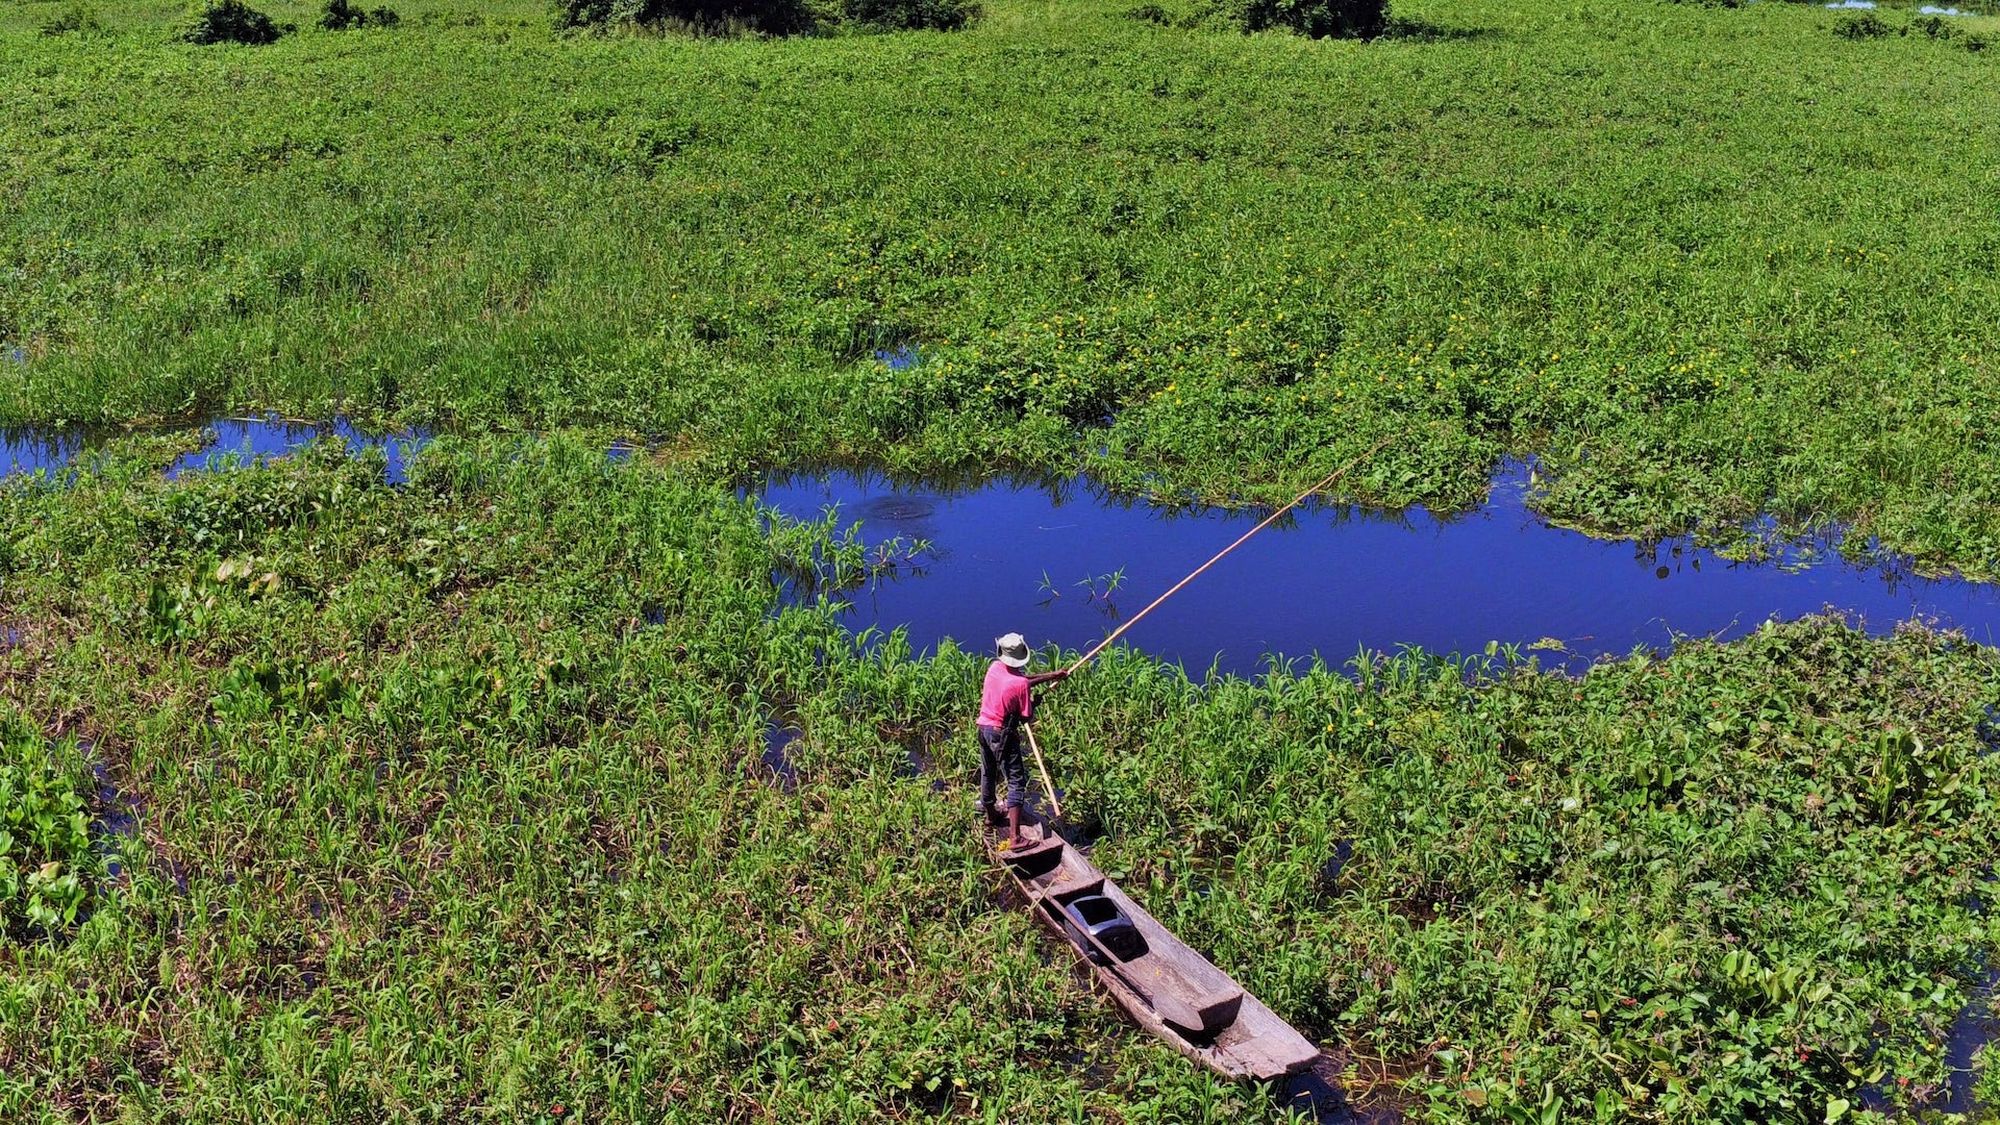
left=1833, top=12, right=1889, bottom=38
left=0, top=727, right=97, bottom=939
left=320, top=0, right=401, bottom=29
left=1906, top=13, right=1958, bottom=37
left=555, top=0, right=968, bottom=34
left=39, top=2, right=107, bottom=36
left=657, top=0, right=820, bottom=34
left=183, top=0, right=283, bottom=44
left=1235, top=0, right=1386, bottom=39
left=842, top=0, right=976, bottom=29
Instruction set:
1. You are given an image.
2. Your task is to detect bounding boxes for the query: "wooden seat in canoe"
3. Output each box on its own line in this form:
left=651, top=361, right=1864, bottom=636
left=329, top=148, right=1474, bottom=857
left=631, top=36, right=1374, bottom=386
left=1039, top=872, right=1105, bottom=902
left=1168, top=986, right=1245, bottom=1037
left=986, top=810, right=1321, bottom=1081
left=1000, top=833, right=1062, bottom=860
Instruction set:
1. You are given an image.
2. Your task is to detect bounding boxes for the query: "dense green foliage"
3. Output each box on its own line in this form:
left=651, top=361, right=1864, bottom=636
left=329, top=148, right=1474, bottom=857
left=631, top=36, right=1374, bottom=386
left=5, top=0, right=2000, bottom=1119
left=180, top=0, right=284, bottom=43
left=841, top=0, right=976, bottom=32
left=317, top=0, right=398, bottom=30
left=555, top=0, right=819, bottom=35
left=0, top=720, right=98, bottom=939
left=1833, top=12, right=1888, bottom=39
left=0, top=436, right=1995, bottom=1120
left=37, top=2, right=108, bottom=36
left=1234, top=0, right=1385, bottom=40
left=553, top=0, right=972, bottom=35
left=2, top=0, right=2000, bottom=572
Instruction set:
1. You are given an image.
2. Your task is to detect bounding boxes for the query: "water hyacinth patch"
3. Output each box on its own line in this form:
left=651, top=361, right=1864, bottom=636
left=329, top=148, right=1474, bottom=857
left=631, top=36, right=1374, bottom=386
left=3, top=0, right=2000, bottom=575
left=4, top=0, right=2000, bottom=1117
left=0, top=719, right=100, bottom=939
left=0, top=434, right=1986, bottom=1120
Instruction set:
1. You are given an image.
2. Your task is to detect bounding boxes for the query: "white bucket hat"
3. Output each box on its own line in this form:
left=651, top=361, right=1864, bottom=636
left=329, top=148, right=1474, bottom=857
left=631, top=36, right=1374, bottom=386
left=994, top=632, right=1030, bottom=669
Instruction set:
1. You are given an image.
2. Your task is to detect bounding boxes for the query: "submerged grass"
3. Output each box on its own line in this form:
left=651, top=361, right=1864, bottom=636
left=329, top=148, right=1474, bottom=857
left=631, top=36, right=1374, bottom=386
left=3, top=0, right=2000, bottom=570
left=0, top=437, right=1995, bottom=1121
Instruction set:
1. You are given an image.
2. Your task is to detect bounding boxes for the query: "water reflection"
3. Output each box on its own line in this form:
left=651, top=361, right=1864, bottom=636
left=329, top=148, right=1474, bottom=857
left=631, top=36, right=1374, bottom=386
left=762, top=725, right=802, bottom=790
left=875, top=344, right=920, bottom=370
left=166, top=416, right=428, bottom=484
left=0, top=426, right=91, bottom=478
left=0, top=416, right=429, bottom=485
left=757, top=463, right=2000, bottom=679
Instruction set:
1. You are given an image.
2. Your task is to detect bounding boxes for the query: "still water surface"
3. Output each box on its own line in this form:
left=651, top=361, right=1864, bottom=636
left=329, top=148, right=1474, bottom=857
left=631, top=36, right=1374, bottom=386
left=759, top=463, right=2000, bottom=679
left=0, top=416, right=427, bottom=484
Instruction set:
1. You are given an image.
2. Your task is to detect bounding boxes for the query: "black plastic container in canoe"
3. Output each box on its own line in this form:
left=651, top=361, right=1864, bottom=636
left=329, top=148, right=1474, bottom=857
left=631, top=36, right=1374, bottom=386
left=989, top=815, right=1321, bottom=1081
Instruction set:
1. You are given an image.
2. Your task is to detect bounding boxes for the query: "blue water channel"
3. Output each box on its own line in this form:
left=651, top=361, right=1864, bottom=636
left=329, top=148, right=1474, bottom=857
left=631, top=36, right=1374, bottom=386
left=758, top=463, right=2000, bottom=679
left=165, top=417, right=426, bottom=483
left=12, top=417, right=2000, bottom=682
left=0, top=416, right=427, bottom=484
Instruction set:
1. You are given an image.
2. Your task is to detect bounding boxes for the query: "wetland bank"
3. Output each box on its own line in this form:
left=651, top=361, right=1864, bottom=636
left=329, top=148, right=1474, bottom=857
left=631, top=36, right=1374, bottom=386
left=5, top=0, right=2000, bottom=1120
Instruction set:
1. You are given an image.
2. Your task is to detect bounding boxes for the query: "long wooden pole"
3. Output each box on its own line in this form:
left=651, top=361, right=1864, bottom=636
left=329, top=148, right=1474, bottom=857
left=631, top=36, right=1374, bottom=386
left=1024, top=722, right=1063, bottom=820
left=1063, top=434, right=1394, bottom=676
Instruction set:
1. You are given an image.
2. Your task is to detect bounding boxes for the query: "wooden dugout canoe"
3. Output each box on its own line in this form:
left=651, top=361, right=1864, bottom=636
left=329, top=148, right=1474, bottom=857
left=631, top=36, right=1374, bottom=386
left=989, top=815, right=1321, bottom=1082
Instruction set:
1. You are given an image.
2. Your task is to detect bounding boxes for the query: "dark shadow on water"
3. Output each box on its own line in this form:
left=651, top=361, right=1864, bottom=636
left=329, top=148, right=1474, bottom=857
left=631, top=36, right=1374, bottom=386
left=897, top=734, right=948, bottom=791
left=755, top=463, right=2000, bottom=681
left=1857, top=962, right=1999, bottom=1116
left=1317, top=839, right=1355, bottom=900
left=1277, top=1064, right=1403, bottom=1123
left=81, top=738, right=141, bottom=882
left=762, top=724, right=801, bottom=791
left=1978, top=704, right=2000, bottom=756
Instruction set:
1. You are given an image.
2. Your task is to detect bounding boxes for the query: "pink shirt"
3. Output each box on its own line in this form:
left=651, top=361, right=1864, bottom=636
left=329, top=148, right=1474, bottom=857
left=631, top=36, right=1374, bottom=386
left=977, top=660, right=1033, bottom=728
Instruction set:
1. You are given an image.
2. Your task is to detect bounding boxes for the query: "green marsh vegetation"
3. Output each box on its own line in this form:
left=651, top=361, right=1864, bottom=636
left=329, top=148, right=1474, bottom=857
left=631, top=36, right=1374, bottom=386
left=0, top=716, right=100, bottom=938
left=3, top=0, right=2000, bottom=569
left=4, top=0, right=2000, bottom=1118
left=0, top=436, right=1994, bottom=1121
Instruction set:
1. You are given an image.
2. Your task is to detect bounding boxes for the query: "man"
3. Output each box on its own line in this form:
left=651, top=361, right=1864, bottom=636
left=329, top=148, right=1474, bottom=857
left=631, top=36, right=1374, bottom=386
left=978, top=632, right=1068, bottom=848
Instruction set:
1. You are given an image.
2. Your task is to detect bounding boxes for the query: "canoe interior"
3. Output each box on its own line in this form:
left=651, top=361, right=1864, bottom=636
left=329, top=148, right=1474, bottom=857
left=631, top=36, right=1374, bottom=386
left=992, top=818, right=1322, bottom=1082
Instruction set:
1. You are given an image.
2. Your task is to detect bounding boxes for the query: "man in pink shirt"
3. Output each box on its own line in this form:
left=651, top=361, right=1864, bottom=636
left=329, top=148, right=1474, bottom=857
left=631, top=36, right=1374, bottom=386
left=978, top=632, right=1068, bottom=848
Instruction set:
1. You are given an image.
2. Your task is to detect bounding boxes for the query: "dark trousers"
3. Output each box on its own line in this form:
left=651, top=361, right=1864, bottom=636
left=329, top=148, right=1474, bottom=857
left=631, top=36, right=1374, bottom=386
left=977, top=723, right=1028, bottom=811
